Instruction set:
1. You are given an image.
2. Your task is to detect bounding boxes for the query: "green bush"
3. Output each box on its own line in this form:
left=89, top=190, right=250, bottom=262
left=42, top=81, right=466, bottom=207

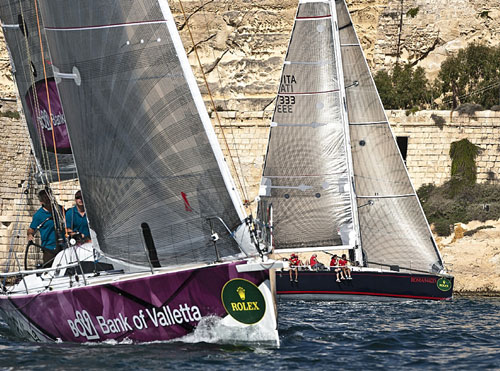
left=374, top=63, right=433, bottom=110
left=418, top=182, right=500, bottom=236
left=375, top=43, right=500, bottom=111
left=433, top=219, right=452, bottom=236
left=0, top=110, right=20, bottom=119
left=449, top=138, right=481, bottom=189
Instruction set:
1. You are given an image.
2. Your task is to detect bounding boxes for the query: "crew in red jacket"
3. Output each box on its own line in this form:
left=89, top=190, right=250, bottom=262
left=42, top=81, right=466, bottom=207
left=310, top=253, right=325, bottom=270
left=310, top=254, right=318, bottom=268
left=339, top=254, right=352, bottom=279
left=289, top=253, right=301, bottom=282
left=330, top=254, right=345, bottom=282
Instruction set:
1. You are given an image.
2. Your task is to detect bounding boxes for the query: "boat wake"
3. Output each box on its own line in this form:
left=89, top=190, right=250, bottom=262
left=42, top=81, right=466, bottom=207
left=179, top=316, right=277, bottom=347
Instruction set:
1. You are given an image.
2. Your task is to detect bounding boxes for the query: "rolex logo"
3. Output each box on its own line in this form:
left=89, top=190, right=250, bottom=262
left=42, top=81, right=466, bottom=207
left=222, top=279, right=266, bottom=324
left=237, top=286, right=246, bottom=300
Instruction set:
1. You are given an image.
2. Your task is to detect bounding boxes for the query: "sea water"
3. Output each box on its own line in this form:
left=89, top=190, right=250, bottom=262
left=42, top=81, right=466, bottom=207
left=0, top=297, right=498, bottom=369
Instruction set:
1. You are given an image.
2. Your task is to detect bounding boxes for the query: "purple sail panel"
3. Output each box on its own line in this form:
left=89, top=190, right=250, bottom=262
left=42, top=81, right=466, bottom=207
left=25, top=78, right=71, bottom=154
left=3, top=262, right=269, bottom=343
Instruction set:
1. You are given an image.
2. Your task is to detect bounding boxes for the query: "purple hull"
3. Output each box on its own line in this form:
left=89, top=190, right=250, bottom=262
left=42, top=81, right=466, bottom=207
left=0, top=261, right=273, bottom=343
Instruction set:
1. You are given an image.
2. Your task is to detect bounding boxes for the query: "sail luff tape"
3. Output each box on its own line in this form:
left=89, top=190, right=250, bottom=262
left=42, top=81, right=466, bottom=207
left=53, top=66, right=81, bottom=86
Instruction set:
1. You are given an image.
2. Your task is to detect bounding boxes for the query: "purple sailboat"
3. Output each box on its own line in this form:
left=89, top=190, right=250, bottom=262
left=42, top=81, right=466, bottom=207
left=0, top=0, right=281, bottom=344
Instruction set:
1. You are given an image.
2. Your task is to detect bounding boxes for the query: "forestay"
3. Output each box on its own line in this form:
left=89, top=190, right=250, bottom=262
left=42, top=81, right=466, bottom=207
left=38, top=0, right=250, bottom=267
left=0, top=1, right=77, bottom=182
left=260, top=0, right=354, bottom=251
left=336, top=0, right=443, bottom=272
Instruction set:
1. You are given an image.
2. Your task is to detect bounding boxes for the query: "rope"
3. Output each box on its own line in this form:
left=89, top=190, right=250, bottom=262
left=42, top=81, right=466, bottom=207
left=32, top=0, right=62, bottom=185
left=177, top=0, right=251, bottom=207
left=195, top=0, right=255, bottom=207
left=17, top=0, right=53, bottom=182
left=31, top=0, right=69, bottom=236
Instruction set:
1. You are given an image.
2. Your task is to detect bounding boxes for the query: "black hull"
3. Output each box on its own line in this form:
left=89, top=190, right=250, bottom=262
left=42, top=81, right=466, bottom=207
left=276, top=269, right=454, bottom=301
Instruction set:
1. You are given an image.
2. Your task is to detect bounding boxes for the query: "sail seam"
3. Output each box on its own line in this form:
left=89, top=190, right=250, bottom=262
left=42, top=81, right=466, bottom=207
left=45, top=20, right=167, bottom=31
left=278, top=89, right=339, bottom=95
left=357, top=194, right=415, bottom=199
left=284, top=61, right=332, bottom=65
left=349, top=120, right=388, bottom=126
left=265, top=174, right=346, bottom=178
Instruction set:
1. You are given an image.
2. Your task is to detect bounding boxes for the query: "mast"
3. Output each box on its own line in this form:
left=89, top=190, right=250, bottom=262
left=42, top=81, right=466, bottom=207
left=328, top=0, right=363, bottom=265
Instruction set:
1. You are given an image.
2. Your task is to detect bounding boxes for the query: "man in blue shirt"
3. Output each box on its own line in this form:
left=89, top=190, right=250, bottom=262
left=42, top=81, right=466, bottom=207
left=27, top=189, right=64, bottom=265
left=65, top=190, right=90, bottom=242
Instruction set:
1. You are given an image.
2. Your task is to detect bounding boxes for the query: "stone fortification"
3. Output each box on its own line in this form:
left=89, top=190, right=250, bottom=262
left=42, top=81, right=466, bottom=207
left=390, top=110, right=500, bottom=188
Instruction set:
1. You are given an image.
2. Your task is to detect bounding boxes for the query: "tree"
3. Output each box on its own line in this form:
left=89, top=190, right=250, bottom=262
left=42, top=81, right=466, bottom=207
left=374, top=62, right=432, bottom=110
left=437, top=43, right=500, bottom=109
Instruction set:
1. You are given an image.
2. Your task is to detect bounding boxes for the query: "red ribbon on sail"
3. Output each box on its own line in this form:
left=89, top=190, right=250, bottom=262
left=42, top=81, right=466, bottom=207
left=181, top=192, right=192, bottom=212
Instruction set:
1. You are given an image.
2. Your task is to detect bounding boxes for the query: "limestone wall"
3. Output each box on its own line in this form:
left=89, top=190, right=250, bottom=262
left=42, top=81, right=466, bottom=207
left=0, top=100, right=80, bottom=270
left=390, top=110, right=500, bottom=188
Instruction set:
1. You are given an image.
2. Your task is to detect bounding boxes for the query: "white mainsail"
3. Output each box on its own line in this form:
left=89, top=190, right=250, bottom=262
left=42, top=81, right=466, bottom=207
left=260, top=0, right=355, bottom=252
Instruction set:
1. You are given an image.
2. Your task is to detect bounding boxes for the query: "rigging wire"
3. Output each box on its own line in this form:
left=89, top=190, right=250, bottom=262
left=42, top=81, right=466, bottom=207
left=440, top=79, right=500, bottom=107
left=31, top=0, right=68, bottom=236
left=14, top=0, right=68, bottom=249
left=32, top=0, right=62, bottom=185
left=17, top=0, right=53, bottom=183
left=176, top=0, right=251, bottom=208
left=194, top=0, right=256, bottom=207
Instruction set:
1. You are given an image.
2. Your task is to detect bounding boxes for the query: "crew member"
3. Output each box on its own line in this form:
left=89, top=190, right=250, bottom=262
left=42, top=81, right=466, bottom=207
left=330, top=254, right=345, bottom=282
left=339, top=254, right=352, bottom=280
left=66, top=190, right=90, bottom=242
left=27, top=189, right=64, bottom=266
left=289, top=253, right=301, bottom=282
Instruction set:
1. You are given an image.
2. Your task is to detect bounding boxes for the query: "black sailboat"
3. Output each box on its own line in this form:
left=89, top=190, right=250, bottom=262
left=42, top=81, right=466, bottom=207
left=258, top=0, right=453, bottom=301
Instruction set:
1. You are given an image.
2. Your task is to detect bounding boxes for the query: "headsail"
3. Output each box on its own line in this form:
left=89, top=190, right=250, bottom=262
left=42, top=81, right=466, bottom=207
left=0, top=1, right=76, bottom=182
left=259, top=0, right=355, bottom=251
left=37, top=0, right=252, bottom=267
left=336, top=0, right=443, bottom=272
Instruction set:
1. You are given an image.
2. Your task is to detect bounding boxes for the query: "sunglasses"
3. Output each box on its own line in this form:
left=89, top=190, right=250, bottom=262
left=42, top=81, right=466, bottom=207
left=75, top=195, right=82, bottom=200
